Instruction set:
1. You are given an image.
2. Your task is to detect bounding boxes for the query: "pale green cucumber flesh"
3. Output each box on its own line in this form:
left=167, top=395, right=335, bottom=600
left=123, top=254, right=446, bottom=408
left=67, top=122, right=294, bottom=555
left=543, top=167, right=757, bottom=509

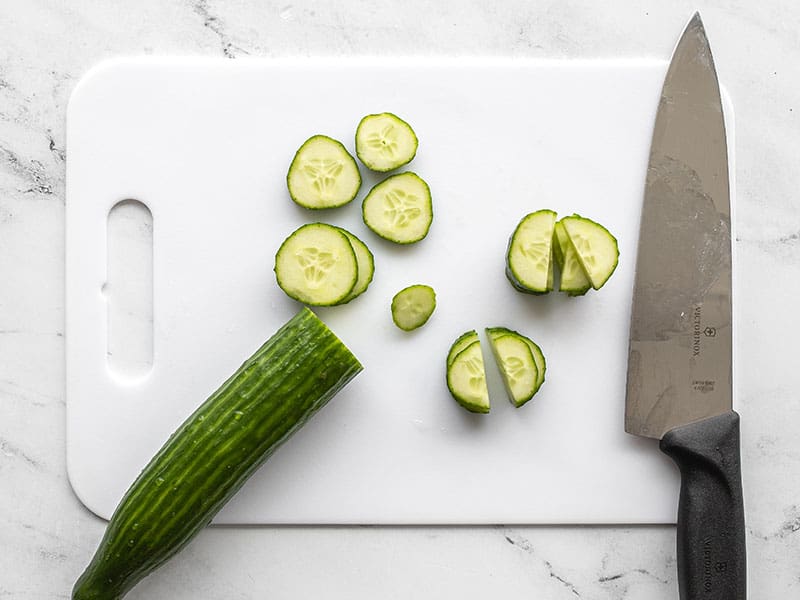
left=337, top=228, right=375, bottom=303
left=287, top=135, right=361, bottom=209
left=553, top=220, right=592, bottom=295
left=72, top=308, right=362, bottom=600
left=446, top=340, right=490, bottom=414
left=486, top=327, right=546, bottom=393
left=506, top=209, right=557, bottom=293
left=485, top=331, right=538, bottom=407
left=362, top=172, right=433, bottom=244
left=274, top=223, right=358, bottom=306
left=560, top=215, right=619, bottom=290
left=355, top=112, right=418, bottom=172
left=391, top=284, right=436, bottom=331
left=447, top=330, right=478, bottom=366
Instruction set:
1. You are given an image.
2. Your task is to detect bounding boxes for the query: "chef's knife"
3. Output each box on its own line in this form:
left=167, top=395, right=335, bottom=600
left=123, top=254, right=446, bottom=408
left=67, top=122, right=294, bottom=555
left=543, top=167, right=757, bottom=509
left=626, top=13, right=745, bottom=600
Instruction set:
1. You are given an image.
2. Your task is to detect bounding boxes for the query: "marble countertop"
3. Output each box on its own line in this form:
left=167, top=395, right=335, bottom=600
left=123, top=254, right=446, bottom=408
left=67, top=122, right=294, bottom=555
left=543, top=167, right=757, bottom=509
left=1, top=1, right=798, bottom=598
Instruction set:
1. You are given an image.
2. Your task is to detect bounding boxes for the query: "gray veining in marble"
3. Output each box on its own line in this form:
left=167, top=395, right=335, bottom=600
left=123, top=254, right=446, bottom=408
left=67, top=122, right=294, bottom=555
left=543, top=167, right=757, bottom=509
left=1, top=0, right=799, bottom=598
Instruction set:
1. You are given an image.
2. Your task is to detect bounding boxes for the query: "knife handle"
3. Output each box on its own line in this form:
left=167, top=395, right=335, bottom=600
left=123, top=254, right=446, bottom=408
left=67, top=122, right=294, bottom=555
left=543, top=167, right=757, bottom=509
left=660, top=411, right=746, bottom=600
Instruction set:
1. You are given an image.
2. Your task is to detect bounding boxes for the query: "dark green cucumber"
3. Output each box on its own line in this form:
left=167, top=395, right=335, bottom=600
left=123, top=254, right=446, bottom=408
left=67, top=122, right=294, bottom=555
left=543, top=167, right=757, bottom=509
left=72, top=308, right=362, bottom=600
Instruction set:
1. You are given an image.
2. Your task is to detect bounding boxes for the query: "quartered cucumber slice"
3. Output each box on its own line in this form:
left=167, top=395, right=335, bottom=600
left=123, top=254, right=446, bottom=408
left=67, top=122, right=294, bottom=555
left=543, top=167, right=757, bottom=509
left=287, top=135, right=362, bottom=209
left=506, top=209, right=557, bottom=293
left=391, top=284, right=436, bottom=331
left=337, top=228, right=375, bottom=303
left=486, top=327, right=546, bottom=397
left=274, top=223, right=358, bottom=306
left=447, top=330, right=478, bottom=366
left=355, top=113, right=418, bottom=172
left=446, top=340, right=490, bottom=414
left=560, top=215, right=619, bottom=290
left=553, top=220, right=592, bottom=296
left=362, top=172, right=433, bottom=244
left=485, top=330, right=538, bottom=407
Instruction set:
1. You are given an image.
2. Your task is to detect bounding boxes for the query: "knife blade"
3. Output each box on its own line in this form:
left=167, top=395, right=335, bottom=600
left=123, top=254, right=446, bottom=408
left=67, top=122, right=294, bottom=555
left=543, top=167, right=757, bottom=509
left=625, top=13, right=745, bottom=600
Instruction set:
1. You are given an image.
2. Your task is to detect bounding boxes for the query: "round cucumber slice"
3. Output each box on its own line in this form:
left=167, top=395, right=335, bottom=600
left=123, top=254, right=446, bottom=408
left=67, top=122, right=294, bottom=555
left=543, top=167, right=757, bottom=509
left=485, top=331, right=538, bottom=407
left=287, top=135, right=361, bottom=209
left=362, top=172, right=433, bottom=244
left=446, top=340, right=490, bottom=414
left=336, top=227, right=375, bottom=303
left=391, top=284, right=436, bottom=331
left=506, top=209, right=557, bottom=293
left=355, top=112, right=418, bottom=172
left=274, top=223, right=358, bottom=306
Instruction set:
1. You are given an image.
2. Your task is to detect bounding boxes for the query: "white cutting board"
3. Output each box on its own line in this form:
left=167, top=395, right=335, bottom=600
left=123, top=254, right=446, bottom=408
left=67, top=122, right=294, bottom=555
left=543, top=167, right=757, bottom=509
left=65, top=57, right=735, bottom=524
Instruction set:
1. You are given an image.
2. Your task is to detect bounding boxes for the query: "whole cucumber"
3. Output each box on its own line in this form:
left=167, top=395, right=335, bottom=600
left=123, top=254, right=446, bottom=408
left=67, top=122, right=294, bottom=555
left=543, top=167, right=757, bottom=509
left=72, top=308, right=362, bottom=599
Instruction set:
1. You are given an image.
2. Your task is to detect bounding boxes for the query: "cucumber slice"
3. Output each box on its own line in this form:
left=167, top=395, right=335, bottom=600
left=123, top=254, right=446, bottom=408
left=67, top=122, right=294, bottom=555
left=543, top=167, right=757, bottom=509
left=447, top=330, right=478, bottom=366
left=362, top=172, right=433, bottom=244
left=287, top=135, right=361, bottom=209
left=560, top=215, right=619, bottom=290
left=446, top=340, right=490, bottom=414
left=274, top=223, right=358, bottom=306
left=485, top=330, right=538, bottom=407
left=391, top=284, right=436, bottom=331
left=486, top=327, right=546, bottom=395
left=336, top=227, right=375, bottom=303
left=505, top=209, right=557, bottom=293
left=355, top=112, right=418, bottom=172
left=553, top=220, right=592, bottom=296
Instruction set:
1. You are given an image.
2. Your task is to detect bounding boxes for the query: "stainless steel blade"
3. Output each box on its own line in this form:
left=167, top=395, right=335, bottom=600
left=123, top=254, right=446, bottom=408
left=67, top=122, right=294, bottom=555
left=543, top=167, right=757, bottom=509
left=626, top=13, right=732, bottom=439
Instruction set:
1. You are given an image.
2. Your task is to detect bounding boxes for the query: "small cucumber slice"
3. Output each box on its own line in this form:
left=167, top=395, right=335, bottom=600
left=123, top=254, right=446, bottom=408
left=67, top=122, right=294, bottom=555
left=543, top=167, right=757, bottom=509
left=274, top=223, right=358, bottom=306
left=391, top=284, right=436, bottom=331
left=486, top=327, right=546, bottom=395
left=447, top=330, right=478, bottom=366
left=355, top=113, right=418, bottom=172
left=553, top=220, right=592, bottom=296
left=446, top=340, right=490, bottom=414
left=336, top=228, right=375, bottom=303
left=362, top=172, right=433, bottom=244
left=485, top=331, right=538, bottom=407
left=560, top=215, right=619, bottom=290
left=287, top=135, right=361, bottom=209
left=506, top=209, right=557, bottom=293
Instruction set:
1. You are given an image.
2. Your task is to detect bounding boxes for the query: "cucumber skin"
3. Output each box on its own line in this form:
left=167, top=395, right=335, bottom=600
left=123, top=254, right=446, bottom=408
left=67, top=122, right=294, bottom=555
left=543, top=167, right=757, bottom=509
left=72, top=308, right=362, bottom=600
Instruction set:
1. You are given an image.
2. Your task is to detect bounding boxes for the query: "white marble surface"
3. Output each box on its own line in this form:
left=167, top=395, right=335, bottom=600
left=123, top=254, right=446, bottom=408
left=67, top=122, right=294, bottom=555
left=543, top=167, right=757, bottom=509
left=1, top=0, right=798, bottom=598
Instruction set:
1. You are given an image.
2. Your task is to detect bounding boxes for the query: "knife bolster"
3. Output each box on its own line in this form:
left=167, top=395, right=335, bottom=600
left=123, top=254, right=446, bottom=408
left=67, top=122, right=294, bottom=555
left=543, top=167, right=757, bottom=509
left=660, top=411, right=746, bottom=600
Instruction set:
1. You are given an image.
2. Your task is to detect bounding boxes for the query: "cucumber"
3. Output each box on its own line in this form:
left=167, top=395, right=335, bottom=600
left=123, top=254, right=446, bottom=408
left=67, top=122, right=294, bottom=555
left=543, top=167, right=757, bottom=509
left=362, top=172, right=433, bottom=244
left=560, top=215, right=619, bottom=290
left=72, top=308, right=362, bottom=600
left=447, top=329, right=478, bottom=366
left=446, top=339, right=490, bottom=414
left=287, top=135, right=361, bottom=209
left=553, top=220, right=592, bottom=296
left=505, top=209, right=557, bottom=293
left=391, top=284, right=436, bottom=331
left=355, top=112, right=418, bottom=172
left=337, top=227, right=375, bottom=303
left=274, top=223, right=358, bottom=306
left=486, top=327, right=546, bottom=396
left=485, top=330, right=538, bottom=407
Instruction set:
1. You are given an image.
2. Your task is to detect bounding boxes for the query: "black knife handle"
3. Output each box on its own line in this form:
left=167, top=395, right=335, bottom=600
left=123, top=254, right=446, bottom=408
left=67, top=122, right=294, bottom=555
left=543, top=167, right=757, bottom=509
left=660, top=411, right=746, bottom=600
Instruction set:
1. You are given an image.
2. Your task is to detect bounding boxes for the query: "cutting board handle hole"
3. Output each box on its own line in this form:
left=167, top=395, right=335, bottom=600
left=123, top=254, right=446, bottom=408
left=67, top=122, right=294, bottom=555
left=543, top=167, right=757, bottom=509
left=105, top=199, right=153, bottom=381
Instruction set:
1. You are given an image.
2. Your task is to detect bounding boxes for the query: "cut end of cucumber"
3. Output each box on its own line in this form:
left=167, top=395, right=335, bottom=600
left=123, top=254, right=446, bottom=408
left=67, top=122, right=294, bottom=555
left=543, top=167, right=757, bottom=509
left=356, top=113, right=418, bottom=172
left=362, top=172, right=433, bottom=244
left=391, top=284, right=436, bottom=331
left=446, top=336, right=490, bottom=414
left=287, top=135, right=362, bottom=209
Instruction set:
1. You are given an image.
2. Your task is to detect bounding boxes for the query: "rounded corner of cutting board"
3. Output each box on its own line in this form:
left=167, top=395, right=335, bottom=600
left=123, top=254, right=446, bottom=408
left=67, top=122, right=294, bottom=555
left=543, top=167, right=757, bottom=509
left=67, top=58, right=143, bottom=121
left=66, top=458, right=113, bottom=522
